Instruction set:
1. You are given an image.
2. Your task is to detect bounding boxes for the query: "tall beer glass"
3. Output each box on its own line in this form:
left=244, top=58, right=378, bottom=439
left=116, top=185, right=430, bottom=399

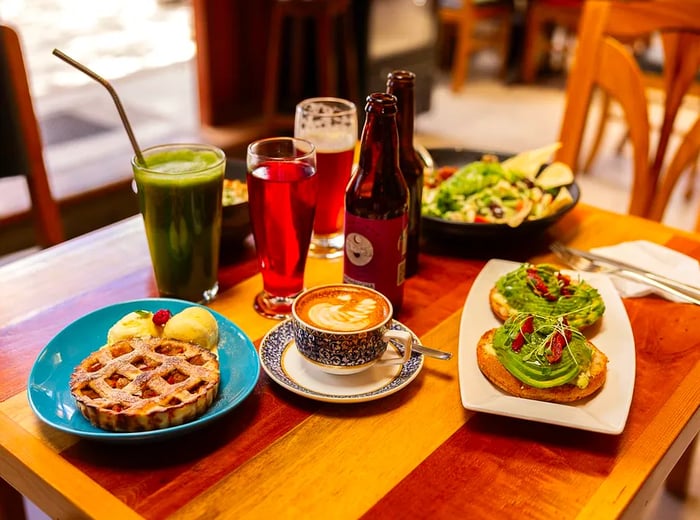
left=294, top=97, right=357, bottom=259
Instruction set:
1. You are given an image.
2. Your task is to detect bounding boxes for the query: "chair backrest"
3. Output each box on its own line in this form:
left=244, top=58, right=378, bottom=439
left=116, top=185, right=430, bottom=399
left=438, top=0, right=513, bottom=92
left=521, top=0, right=584, bottom=84
left=555, top=0, right=700, bottom=218
left=0, top=23, right=63, bottom=246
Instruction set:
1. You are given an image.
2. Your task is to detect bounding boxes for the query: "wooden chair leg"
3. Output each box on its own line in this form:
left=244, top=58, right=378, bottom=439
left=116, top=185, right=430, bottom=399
left=0, top=479, right=26, bottom=520
left=615, top=129, right=630, bottom=156
left=684, top=153, right=699, bottom=201
left=450, top=18, right=474, bottom=92
left=581, top=89, right=612, bottom=174
left=665, top=435, right=697, bottom=498
left=497, top=14, right=513, bottom=80
left=3, top=24, right=64, bottom=247
left=25, top=158, right=64, bottom=247
left=521, top=7, right=543, bottom=83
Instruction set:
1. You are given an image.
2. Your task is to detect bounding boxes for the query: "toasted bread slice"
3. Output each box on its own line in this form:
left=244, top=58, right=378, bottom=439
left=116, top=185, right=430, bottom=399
left=476, top=329, right=608, bottom=403
left=489, top=286, right=512, bottom=322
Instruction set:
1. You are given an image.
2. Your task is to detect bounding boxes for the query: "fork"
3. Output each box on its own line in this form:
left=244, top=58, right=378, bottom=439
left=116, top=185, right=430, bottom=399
left=549, top=242, right=700, bottom=305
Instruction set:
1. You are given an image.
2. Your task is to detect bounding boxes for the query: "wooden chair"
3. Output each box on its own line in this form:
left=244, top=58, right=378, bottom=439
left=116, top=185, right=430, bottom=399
left=438, top=0, right=513, bottom=92
left=0, top=23, right=63, bottom=247
left=580, top=37, right=699, bottom=182
left=557, top=3, right=700, bottom=495
left=649, top=100, right=700, bottom=228
left=555, top=0, right=700, bottom=218
left=192, top=0, right=359, bottom=153
left=520, top=0, right=583, bottom=84
left=263, top=0, right=359, bottom=129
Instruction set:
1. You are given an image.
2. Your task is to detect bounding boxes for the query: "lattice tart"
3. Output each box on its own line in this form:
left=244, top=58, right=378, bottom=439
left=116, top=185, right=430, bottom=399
left=70, top=336, right=220, bottom=432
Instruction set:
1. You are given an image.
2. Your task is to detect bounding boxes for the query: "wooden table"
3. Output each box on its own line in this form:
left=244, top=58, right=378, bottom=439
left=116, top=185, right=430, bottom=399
left=1, top=205, right=699, bottom=519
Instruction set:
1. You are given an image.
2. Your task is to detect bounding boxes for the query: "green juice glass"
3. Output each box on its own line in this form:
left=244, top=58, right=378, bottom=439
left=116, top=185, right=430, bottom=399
left=132, top=143, right=226, bottom=303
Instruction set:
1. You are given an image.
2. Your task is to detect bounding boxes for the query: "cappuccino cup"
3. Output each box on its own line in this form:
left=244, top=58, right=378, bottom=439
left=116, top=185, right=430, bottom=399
left=291, top=283, right=413, bottom=375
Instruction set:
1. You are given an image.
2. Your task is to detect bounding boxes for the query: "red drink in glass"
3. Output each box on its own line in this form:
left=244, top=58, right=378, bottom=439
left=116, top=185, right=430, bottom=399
left=313, top=146, right=355, bottom=235
left=247, top=160, right=318, bottom=298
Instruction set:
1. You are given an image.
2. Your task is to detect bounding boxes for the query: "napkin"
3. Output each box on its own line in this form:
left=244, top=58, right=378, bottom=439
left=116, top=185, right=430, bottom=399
left=590, top=240, right=700, bottom=301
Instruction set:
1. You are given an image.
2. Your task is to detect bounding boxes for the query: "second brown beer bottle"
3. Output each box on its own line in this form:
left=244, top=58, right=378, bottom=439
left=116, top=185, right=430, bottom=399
left=387, top=69, right=423, bottom=278
left=343, top=93, right=409, bottom=313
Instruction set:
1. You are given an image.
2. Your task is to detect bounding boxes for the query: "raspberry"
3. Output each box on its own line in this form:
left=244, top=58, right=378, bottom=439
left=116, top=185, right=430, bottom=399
left=152, top=309, right=172, bottom=326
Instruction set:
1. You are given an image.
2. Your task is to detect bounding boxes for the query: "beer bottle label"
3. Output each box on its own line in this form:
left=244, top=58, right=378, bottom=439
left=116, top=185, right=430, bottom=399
left=343, top=212, right=407, bottom=309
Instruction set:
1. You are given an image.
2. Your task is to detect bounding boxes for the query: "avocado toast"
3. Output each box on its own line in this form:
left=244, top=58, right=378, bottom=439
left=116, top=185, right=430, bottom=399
left=490, top=263, right=605, bottom=330
left=476, top=313, right=608, bottom=403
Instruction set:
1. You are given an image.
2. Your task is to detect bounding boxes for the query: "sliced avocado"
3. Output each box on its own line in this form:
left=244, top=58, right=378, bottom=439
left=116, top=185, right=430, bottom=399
left=492, top=315, right=593, bottom=389
left=495, top=263, right=606, bottom=330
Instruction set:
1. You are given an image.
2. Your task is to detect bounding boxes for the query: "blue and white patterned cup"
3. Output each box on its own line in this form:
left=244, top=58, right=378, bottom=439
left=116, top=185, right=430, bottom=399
left=291, top=284, right=413, bottom=375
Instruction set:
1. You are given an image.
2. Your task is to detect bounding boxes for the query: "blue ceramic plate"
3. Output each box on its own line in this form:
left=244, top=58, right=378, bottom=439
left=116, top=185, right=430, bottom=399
left=27, top=298, right=259, bottom=442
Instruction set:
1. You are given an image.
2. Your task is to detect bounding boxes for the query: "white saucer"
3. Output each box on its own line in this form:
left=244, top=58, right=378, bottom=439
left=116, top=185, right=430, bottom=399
left=259, top=319, right=424, bottom=403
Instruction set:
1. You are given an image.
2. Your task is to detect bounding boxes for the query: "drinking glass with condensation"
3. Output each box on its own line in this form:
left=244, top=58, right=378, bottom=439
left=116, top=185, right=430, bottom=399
left=294, top=97, right=357, bottom=259
left=246, top=137, right=319, bottom=319
left=132, top=143, right=226, bottom=303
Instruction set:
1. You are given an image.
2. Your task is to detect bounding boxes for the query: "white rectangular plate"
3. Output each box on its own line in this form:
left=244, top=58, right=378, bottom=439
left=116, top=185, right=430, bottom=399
left=458, top=259, right=636, bottom=434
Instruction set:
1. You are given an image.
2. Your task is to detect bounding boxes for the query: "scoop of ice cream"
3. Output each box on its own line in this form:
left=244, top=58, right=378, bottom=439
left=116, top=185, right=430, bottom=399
left=107, top=310, right=161, bottom=344
left=163, top=307, right=219, bottom=351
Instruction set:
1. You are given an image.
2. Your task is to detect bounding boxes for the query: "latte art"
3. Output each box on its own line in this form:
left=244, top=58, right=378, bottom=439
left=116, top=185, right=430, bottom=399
left=295, top=285, right=390, bottom=332
left=307, top=296, right=379, bottom=331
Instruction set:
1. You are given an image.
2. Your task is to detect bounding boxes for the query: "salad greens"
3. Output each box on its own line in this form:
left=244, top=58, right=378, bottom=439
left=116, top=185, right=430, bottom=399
left=421, top=156, right=574, bottom=227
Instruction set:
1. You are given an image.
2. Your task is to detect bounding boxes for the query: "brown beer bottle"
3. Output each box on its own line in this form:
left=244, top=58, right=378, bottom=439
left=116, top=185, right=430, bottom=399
left=343, top=93, right=409, bottom=313
left=387, top=70, right=423, bottom=277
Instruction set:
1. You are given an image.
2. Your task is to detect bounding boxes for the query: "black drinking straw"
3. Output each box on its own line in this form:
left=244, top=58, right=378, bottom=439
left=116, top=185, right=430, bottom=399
left=52, top=48, right=145, bottom=166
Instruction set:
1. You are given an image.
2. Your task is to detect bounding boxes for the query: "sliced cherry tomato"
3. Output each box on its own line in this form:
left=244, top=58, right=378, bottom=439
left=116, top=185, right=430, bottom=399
left=437, top=166, right=457, bottom=181
left=546, top=333, right=565, bottom=363
left=526, top=268, right=557, bottom=301
left=511, top=332, right=525, bottom=352
left=511, top=315, right=534, bottom=352
left=557, top=273, right=574, bottom=296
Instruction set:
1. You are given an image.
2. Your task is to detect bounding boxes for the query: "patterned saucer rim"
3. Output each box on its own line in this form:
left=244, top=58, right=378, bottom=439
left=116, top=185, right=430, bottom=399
left=259, top=319, right=424, bottom=403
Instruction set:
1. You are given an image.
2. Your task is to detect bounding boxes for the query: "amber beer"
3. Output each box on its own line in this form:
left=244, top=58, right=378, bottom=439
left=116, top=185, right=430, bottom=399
left=295, top=97, right=358, bottom=259
left=313, top=145, right=355, bottom=235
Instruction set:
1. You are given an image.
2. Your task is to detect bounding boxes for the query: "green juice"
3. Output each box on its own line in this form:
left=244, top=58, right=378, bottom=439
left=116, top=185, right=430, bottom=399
left=133, top=144, right=225, bottom=302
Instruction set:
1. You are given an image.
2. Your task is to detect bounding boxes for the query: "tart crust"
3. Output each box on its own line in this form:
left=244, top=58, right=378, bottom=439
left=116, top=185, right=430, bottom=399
left=70, top=337, right=220, bottom=432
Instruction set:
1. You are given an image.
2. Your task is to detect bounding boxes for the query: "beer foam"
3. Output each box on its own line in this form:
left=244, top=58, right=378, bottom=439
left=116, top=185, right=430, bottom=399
left=296, top=286, right=389, bottom=332
left=298, top=100, right=357, bottom=151
left=306, top=132, right=356, bottom=153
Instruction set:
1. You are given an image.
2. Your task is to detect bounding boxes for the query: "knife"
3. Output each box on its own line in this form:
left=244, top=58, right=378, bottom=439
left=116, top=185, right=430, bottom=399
left=562, top=245, right=700, bottom=298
